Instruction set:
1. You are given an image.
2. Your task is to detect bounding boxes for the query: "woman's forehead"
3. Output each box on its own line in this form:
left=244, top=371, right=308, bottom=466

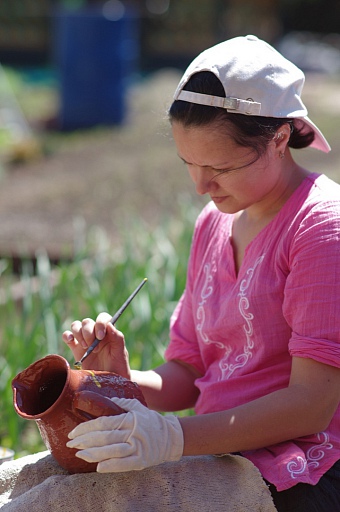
left=172, top=122, right=247, bottom=167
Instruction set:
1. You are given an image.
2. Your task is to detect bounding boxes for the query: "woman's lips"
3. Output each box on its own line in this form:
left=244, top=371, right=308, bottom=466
left=211, top=196, right=228, bottom=204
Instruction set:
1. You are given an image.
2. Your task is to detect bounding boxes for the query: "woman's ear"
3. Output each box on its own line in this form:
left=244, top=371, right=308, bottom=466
left=273, top=124, right=291, bottom=148
left=273, top=124, right=291, bottom=157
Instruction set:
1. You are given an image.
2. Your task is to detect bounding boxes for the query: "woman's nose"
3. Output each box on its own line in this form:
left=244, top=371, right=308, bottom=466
left=190, top=166, right=213, bottom=196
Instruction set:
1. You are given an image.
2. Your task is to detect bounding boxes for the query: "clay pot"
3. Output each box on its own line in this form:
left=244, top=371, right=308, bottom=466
left=12, top=354, right=147, bottom=473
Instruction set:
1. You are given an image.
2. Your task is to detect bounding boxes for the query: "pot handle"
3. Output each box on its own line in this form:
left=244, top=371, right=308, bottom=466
left=72, top=390, right=126, bottom=421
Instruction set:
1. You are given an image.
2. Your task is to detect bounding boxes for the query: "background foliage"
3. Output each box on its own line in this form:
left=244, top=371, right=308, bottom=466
left=0, top=199, right=198, bottom=457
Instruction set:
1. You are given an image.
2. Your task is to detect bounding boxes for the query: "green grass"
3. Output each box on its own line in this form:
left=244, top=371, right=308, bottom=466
left=0, top=200, right=198, bottom=458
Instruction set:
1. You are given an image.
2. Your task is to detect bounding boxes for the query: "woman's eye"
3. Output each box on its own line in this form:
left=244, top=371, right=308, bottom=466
left=213, top=167, right=231, bottom=174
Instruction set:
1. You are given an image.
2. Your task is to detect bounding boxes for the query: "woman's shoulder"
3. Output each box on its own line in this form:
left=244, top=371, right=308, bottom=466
left=287, top=173, right=340, bottom=245
left=305, top=173, right=340, bottom=205
left=288, top=173, right=340, bottom=224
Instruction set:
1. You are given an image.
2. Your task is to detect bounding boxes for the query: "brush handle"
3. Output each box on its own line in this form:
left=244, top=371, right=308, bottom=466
left=77, top=278, right=147, bottom=365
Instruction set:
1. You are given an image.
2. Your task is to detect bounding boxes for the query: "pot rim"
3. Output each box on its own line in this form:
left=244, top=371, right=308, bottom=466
left=12, top=354, right=71, bottom=420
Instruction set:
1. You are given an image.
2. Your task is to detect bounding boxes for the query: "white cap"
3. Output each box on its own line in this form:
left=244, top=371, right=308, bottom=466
left=174, top=35, right=331, bottom=153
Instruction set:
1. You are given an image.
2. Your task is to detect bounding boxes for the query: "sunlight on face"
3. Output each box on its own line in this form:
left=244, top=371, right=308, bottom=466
left=172, top=121, right=280, bottom=215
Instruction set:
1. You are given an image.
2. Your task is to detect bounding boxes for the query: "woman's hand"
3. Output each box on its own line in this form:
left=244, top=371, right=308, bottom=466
left=66, top=397, right=184, bottom=472
left=62, top=312, right=131, bottom=378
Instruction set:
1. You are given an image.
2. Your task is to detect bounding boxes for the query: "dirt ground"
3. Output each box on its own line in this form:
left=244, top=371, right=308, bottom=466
left=0, top=70, right=340, bottom=261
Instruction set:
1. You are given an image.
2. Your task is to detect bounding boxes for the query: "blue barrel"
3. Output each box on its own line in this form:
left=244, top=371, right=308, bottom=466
left=53, top=5, right=139, bottom=130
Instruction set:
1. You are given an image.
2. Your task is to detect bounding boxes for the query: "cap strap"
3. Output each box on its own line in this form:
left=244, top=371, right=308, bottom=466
left=176, top=90, right=261, bottom=115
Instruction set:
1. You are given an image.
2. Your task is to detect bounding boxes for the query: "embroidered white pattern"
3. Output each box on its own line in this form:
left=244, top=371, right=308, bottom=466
left=306, top=432, right=333, bottom=469
left=286, top=456, right=307, bottom=478
left=196, top=263, right=225, bottom=350
left=221, top=256, right=265, bottom=379
left=287, top=432, right=333, bottom=479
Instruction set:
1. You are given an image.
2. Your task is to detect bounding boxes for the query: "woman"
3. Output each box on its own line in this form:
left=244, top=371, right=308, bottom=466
left=63, top=35, right=340, bottom=511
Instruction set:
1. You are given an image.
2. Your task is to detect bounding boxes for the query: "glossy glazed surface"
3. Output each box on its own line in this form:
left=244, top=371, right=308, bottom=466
left=12, top=354, right=147, bottom=473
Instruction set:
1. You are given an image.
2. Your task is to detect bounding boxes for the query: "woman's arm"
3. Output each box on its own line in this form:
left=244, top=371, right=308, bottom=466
left=180, top=356, right=340, bottom=455
left=131, top=360, right=201, bottom=412
left=63, top=313, right=202, bottom=412
left=64, top=316, right=340, bottom=456
left=66, top=354, right=340, bottom=476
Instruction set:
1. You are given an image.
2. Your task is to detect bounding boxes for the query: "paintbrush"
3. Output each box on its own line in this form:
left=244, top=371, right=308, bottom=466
left=74, top=277, right=148, bottom=369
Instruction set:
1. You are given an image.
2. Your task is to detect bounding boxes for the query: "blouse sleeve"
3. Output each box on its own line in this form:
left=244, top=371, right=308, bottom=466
left=285, top=201, right=340, bottom=367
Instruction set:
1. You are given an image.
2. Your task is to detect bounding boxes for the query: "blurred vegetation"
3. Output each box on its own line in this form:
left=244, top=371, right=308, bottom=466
left=0, top=198, right=198, bottom=457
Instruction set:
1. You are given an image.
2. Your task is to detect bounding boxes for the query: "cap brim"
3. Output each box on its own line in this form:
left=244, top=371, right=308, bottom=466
left=298, top=116, right=331, bottom=153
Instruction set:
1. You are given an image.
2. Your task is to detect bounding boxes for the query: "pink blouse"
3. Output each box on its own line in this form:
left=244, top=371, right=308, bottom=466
left=165, top=173, right=340, bottom=491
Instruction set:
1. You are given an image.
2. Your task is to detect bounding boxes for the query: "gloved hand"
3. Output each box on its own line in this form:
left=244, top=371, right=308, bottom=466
left=66, top=397, right=184, bottom=472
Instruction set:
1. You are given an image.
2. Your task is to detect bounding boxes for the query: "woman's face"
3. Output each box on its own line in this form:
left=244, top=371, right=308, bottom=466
left=172, top=120, right=284, bottom=216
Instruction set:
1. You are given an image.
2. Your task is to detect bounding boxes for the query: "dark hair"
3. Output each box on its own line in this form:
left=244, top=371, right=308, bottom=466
left=169, top=71, right=315, bottom=159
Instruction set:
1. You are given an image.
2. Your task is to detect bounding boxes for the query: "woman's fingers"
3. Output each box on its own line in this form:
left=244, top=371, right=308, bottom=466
left=62, top=313, right=116, bottom=351
left=68, top=319, right=89, bottom=349
left=80, top=318, right=97, bottom=345
left=62, top=330, right=74, bottom=345
left=62, top=312, right=126, bottom=371
left=62, top=318, right=96, bottom=351
left=95, top=312, right=113, bottom=341
left=62, top=329, right=85, bottom=360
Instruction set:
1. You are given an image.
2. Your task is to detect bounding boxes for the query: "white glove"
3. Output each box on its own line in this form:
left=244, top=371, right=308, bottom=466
left=66, top=397, right=184, bottom=473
